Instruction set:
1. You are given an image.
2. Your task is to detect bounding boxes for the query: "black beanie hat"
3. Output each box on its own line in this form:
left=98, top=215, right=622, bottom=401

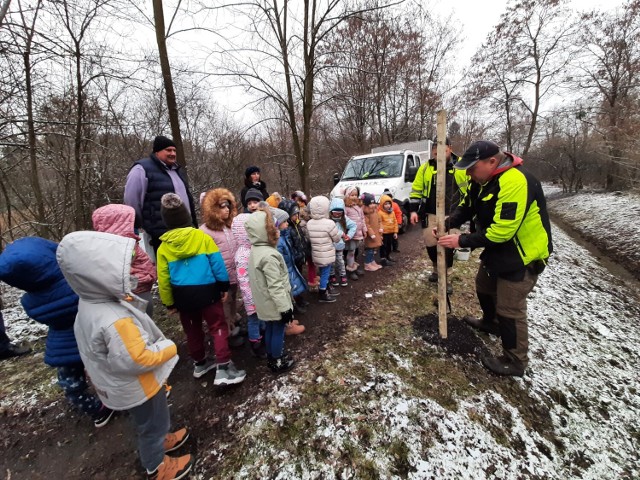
left=245, top=166, right=260, bottom=178
left=279, top=199, right=300, bottom=217
left=161, top=193, right=192, bottom=229
left=153, top=135, right=176, bottom=153
left=244, top=187, right=264, bottom=203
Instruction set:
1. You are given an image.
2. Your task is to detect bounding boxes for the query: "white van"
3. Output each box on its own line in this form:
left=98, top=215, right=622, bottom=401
left=330, top=141, right=431, bottom=232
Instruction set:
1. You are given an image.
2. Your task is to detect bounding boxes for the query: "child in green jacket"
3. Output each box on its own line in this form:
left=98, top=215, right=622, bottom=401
left=245, top=203, right=295, bottom=374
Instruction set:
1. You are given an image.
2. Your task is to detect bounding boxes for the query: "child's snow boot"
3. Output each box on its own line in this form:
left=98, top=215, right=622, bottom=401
left=268, top=354, right=296, bottom=374
left=318, top=289, right=336, bottom=303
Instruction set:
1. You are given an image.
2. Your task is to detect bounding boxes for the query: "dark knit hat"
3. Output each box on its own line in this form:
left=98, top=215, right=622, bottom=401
left=456, top=140, right=501, bottom=170
left=361, top=192, right=376, bottom=206
left=153, top=135, right=176, bottom=153
left=244, top=188, right=264, bottom=203
left=245, top=166, right=260, bottom=177
left=161, top=193, right=192, bottom=229
left=279, top=199, right=300, bottom=218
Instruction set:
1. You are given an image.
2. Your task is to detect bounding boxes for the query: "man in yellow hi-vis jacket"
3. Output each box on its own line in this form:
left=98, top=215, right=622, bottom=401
left=409, top=138, right=469, bottom=293
left=437, top=140, right=553, bottom=377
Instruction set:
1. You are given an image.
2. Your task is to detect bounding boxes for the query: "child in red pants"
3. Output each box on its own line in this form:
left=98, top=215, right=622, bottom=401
left=157, top=193, right=246, bottom=386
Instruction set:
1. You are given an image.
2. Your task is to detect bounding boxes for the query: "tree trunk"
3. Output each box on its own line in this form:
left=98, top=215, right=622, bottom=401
left=152, top=0, right=186, bottom=168
left=23, top=4, right=46, bottom=237
left=74, top=44, right=84, bottom=230
left=0, top=0, right=11, bottom=27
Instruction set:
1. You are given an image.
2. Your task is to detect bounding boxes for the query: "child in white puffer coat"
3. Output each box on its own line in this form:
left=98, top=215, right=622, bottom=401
left=306, top=196, right=342, bottom=303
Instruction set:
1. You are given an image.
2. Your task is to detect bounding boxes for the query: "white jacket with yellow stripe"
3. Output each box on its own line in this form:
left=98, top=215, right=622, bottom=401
left=57, top=231, right=178, bottom=410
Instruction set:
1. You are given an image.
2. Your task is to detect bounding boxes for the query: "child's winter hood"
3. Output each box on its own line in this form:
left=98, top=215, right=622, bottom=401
left=309, top=195, right=330, bottom=219
left=379, top=194, right=394, bottom=207
left=245, top=210, right=277, bottom=247
left=92, top=204, right=137, bottom=239
left=329, top=197, right=345, bottom=212
left=0, top=237, right=63, bottom=292
left=159, top=227, right=214, bottom=260
left=57, top=231, right=136, bottom=303
left=201, top=188, right=237, bottom=230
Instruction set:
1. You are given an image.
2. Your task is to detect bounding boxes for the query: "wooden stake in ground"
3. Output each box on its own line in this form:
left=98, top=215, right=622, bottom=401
left=436, top=110, right=448, bottom=338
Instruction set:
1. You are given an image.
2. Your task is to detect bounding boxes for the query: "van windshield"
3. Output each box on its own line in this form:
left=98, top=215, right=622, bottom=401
left=341, top=155, right=403, bottom=180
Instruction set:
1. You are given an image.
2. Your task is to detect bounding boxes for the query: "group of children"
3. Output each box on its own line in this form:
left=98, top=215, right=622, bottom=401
left=0, top=182, right=402, bottom=480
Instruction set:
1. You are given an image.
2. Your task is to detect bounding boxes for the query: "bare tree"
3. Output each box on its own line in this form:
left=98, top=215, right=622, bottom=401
left=574, top=0, right=640, bottom=190
left=210, top=0, right=399, bottom=192
left=321, top=4, right=457, bottom=151
left=152, top=0, right=186, bottom=167
left=468, top=0, right=575, bottom=155
left=0, top=0, right=11, bottom=26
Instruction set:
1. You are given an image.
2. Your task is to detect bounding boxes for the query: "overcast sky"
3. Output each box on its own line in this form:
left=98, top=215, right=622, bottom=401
left=431, top=0, right=625, bottom=69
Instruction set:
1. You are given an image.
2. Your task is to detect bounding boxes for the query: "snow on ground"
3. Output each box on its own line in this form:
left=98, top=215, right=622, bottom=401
left=546, top=188, right=640, bottom=269
left=231, top=189, right=640, bottom=479
left=0, top=283, right=48, bottom=342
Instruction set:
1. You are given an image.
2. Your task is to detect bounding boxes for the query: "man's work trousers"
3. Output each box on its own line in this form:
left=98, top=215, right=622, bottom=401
left=475, top=261, right=539, bottom=368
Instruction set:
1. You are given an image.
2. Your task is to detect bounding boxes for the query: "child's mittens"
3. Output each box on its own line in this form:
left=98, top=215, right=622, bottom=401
left=280, top=309, right=294, bottom=324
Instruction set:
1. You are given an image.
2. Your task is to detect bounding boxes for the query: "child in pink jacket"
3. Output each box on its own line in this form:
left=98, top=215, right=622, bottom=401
left=199, top=188, right=242, bottom=345
left=343, top=186, right=367, bottom=279
left=92, top=204, right=157, bottom=317
left=231, top=189, right=266, bottom=358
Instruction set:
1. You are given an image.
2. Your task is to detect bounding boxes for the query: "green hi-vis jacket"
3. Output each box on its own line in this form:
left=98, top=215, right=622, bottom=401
left=409, top=153, right=470, bottom=216
left=447, top=154, right=553, bottom=276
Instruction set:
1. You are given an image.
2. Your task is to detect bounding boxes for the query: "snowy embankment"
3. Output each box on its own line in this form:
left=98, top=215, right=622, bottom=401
left=225, top=186, right=640, bottom=479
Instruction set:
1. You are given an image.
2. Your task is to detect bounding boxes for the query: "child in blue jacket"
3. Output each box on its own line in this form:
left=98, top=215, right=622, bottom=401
left=329, top=197, right=356, bottom=287
left=273, top=207, right=306, bottom=335
left=0, top=237, right=112, bottom=427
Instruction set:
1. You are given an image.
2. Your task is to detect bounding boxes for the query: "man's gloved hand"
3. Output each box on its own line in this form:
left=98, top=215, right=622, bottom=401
left=280, top=309, right=294, bottom=324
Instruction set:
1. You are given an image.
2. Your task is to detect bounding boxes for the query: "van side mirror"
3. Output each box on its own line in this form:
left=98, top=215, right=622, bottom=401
left=333, top=172, right=340, bottom=185
left=405, top=165, right=418, bottom=182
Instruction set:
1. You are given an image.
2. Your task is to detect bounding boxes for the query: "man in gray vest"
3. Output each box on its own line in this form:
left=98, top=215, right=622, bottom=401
left=124, top=136, right=197, bottom=253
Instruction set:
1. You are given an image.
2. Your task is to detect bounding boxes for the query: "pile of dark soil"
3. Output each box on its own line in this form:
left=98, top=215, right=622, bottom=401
left=413, top=314, right=491, bottom=358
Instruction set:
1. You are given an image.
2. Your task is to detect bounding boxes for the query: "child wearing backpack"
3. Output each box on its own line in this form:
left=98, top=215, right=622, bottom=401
left=57, top=231, right=193, bottom=479
left=157, top=193, right=246, bottom=385
left=279, top=199, right=310, bottom=313
left=245, top=205, right=296, bottom=373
